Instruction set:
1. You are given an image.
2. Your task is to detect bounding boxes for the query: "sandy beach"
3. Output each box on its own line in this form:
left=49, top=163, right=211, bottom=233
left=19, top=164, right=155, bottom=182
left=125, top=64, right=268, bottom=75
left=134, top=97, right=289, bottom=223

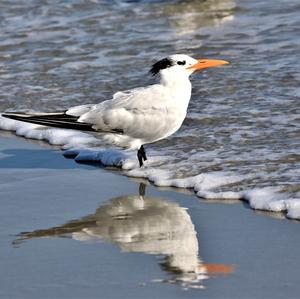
left=1, top=132, right=299, bottom=299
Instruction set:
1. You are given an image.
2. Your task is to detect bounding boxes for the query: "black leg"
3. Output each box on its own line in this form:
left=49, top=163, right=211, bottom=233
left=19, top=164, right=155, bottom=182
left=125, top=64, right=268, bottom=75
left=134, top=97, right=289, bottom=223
left=140, top=145, right=147, bottom=161
left=137, top=145, right=147, bottom=167
left=137, top=148, right=144, bottom=167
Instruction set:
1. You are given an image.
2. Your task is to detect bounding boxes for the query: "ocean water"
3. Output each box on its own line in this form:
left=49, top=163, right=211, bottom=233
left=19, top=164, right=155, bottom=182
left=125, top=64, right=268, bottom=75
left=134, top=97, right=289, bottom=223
left=0, top=0, right=299, bottom=218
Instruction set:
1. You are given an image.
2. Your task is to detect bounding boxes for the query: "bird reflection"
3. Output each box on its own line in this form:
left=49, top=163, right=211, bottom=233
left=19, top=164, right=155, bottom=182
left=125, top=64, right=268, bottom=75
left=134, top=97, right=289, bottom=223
left=14, top=183, right=234, bottom=289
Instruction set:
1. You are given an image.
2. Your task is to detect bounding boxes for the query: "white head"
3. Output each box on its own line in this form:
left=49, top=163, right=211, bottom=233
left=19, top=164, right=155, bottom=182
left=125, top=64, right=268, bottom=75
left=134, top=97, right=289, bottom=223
left=150, top=54, right=229, bottom=85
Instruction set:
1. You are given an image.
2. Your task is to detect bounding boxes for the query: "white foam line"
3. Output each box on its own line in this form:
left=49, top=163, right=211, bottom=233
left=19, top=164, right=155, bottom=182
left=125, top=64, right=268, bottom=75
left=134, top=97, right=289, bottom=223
left=0, top=115, right=97, bottom=147
left=1, top=115, right=300, bottom=220
left=198, top=187, right=300, bottom=220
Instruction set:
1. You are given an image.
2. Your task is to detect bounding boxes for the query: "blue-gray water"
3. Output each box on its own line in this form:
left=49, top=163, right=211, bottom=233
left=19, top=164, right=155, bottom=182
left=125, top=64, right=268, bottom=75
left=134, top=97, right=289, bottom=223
left=0, top=1, right=299, bottom=200
left=0, top=1, right=300, bottom=296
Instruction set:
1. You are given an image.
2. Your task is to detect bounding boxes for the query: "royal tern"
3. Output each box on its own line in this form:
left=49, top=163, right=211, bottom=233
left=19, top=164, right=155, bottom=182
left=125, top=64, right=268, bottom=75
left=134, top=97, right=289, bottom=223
left=2, top=54, right=229, bottom=166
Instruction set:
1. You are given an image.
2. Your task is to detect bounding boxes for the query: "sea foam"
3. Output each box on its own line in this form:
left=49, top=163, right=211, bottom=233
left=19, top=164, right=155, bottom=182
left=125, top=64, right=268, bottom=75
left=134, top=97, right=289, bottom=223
left=198, top=187, right=300, bottom=220
left=1, top=115, right=300, bottom=221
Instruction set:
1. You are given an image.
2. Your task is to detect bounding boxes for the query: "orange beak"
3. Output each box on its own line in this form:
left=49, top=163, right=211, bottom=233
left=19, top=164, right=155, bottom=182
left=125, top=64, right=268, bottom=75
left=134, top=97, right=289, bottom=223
left=187, top=59, right=229, bottom=70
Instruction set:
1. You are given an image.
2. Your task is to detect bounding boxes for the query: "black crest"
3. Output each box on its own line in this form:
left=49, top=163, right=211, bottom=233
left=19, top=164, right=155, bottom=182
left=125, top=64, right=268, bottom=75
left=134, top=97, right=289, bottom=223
left=149, top=58, right=174, bottom=76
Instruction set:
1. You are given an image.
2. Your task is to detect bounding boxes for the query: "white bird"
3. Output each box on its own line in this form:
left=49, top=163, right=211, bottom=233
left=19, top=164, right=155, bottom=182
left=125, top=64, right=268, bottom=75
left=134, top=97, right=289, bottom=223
left=2, top=54, right=229, bottom=166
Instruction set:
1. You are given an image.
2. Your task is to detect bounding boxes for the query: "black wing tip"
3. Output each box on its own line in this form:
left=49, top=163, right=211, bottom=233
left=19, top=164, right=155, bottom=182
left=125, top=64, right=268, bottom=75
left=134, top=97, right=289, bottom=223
left=1, top=111, right=96, bottom=132
left=2, top=112, right=27, bottom=118
left=2, top=111, right=67, bottom=118
left=1, top=111, right=124, bottom=134
left=1, top=112, right=31, bottom=120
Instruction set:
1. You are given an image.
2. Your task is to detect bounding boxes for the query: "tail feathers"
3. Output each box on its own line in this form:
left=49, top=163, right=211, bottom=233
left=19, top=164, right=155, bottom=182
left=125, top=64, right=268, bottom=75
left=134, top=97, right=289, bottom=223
left=1, top=111, right=96, bottom=132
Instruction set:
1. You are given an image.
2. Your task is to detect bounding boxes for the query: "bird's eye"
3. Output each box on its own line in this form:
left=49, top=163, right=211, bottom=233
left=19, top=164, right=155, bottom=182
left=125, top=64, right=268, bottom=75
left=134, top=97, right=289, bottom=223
left=177, top=60, right=186, bottom=65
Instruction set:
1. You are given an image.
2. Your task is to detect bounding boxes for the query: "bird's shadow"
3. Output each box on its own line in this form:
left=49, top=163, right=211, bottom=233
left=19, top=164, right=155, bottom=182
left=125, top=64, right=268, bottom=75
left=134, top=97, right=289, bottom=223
left=0, top=148, right=96, bottom=170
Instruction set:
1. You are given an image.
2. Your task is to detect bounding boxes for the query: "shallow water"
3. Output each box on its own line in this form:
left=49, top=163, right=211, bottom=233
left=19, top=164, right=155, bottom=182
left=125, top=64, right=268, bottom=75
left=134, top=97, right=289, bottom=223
left=2, top=135, right=300, bottom=298
left=0, top=0, right=299, bottom=217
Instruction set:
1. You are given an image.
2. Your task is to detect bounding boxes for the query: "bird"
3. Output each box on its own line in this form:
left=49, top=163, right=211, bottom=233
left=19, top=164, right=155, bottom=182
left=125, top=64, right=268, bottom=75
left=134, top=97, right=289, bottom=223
left=2, top=54, right=229, bottom=167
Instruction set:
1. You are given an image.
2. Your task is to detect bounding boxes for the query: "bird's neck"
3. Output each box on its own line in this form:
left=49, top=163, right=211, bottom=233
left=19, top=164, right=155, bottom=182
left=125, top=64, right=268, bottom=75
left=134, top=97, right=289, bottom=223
left=160, top=70, right=191, bottom=87
left=160, top=72, right=192, bottom=110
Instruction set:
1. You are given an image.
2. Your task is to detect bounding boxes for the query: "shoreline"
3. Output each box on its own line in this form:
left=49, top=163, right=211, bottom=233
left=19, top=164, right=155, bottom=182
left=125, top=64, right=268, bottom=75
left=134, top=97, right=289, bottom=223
left=1, top=127, right=298, bottom=222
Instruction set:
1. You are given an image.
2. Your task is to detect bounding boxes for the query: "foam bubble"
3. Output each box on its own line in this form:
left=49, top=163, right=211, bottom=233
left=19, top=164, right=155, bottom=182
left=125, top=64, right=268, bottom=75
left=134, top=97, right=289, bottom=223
left=198, top=187, right=300, bottom=220
left=0, top=115, right=97, bottom=148
left=286, top=199, right=300, bottom=220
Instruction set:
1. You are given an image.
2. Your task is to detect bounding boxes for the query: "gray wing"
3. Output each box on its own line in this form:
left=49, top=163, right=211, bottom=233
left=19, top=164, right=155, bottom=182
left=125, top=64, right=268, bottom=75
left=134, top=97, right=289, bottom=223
left=76, top=85, right=183, bottom=141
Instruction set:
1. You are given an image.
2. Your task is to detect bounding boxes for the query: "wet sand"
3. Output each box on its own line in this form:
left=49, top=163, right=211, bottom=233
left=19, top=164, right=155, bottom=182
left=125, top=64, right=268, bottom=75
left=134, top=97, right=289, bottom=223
left=1, top=132, right=300, bottom=299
